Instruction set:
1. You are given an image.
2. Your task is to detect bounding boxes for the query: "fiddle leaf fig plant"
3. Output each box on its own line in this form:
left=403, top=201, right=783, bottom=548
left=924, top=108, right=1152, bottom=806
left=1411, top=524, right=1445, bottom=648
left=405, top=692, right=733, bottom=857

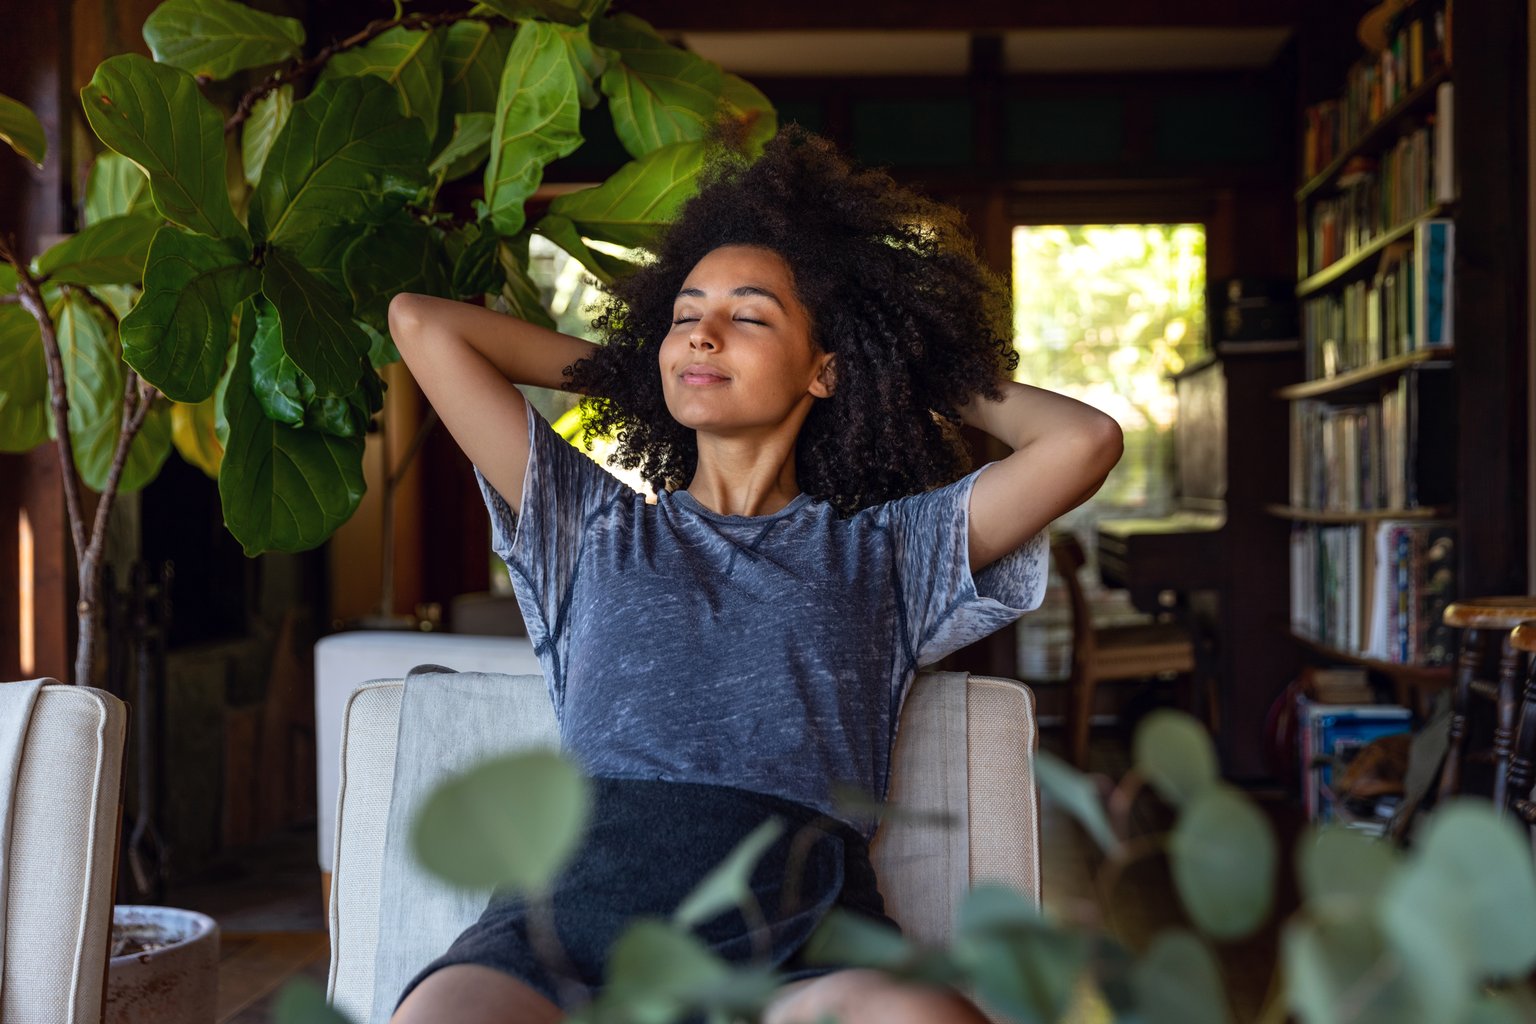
left=0, top=0, right=775, bottom=685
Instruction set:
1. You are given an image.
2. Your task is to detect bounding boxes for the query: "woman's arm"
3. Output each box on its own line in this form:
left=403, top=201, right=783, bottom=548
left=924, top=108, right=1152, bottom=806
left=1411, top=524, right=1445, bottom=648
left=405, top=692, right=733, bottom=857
left=958, top=381, right=1124, bottom=572
left=386, top=293, right=599, bottom=511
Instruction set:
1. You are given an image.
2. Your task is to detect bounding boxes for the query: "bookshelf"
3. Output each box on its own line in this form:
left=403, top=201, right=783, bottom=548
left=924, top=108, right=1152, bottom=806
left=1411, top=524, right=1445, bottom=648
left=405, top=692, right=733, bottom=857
left=1286, top=0, right=1459, bottom=678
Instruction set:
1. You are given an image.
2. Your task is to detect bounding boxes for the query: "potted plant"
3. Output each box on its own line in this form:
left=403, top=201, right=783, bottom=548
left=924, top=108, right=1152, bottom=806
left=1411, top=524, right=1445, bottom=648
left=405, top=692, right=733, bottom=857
left=0, top=0, right=774, bottom=1017
left=271, top=710, right=1536, bottom=1024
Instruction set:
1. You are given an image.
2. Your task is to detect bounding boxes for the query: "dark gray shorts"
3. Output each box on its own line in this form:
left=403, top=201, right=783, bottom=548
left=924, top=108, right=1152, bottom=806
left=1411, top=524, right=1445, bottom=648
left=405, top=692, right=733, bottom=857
left=395, top=777, right=896, bottom=1014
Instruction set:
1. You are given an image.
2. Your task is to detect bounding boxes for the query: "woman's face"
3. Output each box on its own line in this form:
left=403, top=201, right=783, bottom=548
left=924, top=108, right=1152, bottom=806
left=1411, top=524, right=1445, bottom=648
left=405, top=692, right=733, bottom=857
left=658, top=244, right=834, bottom=435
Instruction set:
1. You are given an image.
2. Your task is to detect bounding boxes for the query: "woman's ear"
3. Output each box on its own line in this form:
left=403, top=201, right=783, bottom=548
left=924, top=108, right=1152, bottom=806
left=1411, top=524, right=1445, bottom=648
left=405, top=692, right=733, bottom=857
left=810, top=353, right=837, bottom=399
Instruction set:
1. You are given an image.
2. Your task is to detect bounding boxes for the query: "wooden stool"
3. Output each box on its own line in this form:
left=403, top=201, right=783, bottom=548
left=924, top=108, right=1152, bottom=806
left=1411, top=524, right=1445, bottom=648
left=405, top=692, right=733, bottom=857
left=1507, top=621, right=1536, bottom=822
left=1439, top=598, right=1536, bottom=811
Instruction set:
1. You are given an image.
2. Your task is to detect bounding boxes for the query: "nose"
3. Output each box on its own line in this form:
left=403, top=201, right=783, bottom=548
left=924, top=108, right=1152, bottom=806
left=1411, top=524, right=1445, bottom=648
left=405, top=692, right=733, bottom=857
left=688, top=327, right=717, bottom=350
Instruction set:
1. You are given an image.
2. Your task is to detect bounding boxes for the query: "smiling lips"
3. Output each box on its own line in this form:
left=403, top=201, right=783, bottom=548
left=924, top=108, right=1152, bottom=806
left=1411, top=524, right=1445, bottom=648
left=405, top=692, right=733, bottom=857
left=680, top=363, right=730, bottom=386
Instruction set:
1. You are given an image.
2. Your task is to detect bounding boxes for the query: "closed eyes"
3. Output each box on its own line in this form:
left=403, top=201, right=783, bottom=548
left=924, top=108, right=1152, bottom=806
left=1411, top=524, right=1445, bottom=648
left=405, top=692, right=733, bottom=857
left=671, top=316, right=767, bottom=326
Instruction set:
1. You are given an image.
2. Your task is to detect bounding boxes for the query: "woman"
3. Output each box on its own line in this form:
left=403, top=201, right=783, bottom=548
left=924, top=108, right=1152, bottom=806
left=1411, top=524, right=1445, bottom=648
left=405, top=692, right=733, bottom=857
left=386, top=127, right=1122, bottom=1024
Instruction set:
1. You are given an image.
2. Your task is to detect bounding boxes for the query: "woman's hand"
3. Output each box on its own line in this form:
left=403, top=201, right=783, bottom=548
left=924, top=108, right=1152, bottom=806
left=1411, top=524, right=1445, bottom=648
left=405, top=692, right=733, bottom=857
left=957, top=381, right=1124, bottom=572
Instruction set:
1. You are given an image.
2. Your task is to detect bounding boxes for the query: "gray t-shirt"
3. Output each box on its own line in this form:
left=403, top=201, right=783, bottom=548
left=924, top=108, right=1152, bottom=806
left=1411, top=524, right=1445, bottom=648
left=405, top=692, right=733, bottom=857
left=477, top=403, right=1048, bottom=831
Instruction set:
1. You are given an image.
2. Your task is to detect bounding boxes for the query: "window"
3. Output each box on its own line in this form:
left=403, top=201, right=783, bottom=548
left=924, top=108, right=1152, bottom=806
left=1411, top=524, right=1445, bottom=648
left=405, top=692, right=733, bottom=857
left=1012, top=223, right=1207, bottom=528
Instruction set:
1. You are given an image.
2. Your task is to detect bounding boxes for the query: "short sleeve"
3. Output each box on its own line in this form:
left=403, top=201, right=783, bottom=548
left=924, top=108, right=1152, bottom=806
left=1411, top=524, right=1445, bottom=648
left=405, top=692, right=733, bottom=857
left=873, top=464, right=1049, bottom=669
left=473, top=401, right=636, bottom=661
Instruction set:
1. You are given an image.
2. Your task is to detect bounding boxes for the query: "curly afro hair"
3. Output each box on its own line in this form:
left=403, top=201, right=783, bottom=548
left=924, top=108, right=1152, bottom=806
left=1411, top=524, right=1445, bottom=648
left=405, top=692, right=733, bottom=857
left=565, top=125, right=1018, bottom=515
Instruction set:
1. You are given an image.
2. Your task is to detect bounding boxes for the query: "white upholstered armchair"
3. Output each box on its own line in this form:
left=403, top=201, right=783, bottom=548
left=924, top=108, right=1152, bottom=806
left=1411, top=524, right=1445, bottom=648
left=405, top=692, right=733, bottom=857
left=0, top=680, right=128, bottom=1023
left=325, top=670, right=1041, bottom=1024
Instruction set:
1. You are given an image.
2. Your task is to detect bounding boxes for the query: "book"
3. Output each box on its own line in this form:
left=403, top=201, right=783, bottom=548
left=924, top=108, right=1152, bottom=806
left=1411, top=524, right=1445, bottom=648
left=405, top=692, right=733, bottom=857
left=1297, top=698, right=1413, bottom=823
left=1414, top=218, right=1454, bottom=348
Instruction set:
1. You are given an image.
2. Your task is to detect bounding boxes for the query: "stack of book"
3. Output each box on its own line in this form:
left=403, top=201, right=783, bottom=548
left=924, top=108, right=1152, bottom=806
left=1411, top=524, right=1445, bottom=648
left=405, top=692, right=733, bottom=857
left=1297, top=693, right=1413, bottom=829
left=1288, top=369, right=1453, bottom=513
left=1365, top=519, right=1458, bottom=666
left=1289, top=519, right=1457, bottom=667
left=1300, top=1, right=1453, bottom=181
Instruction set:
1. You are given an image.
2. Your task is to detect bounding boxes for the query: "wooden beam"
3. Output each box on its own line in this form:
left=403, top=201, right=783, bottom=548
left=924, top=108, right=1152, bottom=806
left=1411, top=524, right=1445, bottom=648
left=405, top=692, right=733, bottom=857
left=622, top=0, right=1301, bottom=32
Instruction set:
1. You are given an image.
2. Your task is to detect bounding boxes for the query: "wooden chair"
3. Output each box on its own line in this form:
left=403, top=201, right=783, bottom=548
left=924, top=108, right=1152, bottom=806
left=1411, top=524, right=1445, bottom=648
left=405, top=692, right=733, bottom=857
left=1051, top=532, right=1199, bottom=769
left=1436, top=597, right=1536, bottom=810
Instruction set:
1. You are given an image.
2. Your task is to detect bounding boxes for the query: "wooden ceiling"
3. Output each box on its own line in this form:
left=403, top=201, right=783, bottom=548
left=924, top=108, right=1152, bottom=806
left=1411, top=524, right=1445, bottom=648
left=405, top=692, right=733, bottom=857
left=622, top=0, right=1305, bottom=32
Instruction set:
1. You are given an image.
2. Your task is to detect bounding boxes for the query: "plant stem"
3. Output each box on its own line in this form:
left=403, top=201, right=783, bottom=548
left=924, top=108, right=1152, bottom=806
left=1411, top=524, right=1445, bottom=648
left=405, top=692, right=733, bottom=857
left=76, top=372, right=158, bottom=687
left=1, top=237, right=158, bottom=686
left=0, top=237, right=87, bottom=573
left=224, top=9, right=494, bottom=134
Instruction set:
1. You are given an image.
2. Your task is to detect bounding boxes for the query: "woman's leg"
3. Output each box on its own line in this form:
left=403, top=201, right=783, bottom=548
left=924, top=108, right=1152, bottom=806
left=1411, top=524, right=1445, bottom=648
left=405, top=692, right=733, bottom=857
left=391, top=964, right=563, bottom=1024
left=763, top=969, right=990, bottom=1024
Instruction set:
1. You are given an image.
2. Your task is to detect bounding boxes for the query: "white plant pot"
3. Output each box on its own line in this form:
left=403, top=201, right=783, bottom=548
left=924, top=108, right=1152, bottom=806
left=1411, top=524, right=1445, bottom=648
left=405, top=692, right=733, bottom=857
left=105, top=906, right=219, bottom=1024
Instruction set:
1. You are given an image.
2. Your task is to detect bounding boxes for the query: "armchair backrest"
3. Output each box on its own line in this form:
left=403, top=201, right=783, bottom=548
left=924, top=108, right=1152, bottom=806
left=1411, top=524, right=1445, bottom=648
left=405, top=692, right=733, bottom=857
left=2, top=682, right=128, bottom=1023
left=326, top=671, right=1039, bottom=1023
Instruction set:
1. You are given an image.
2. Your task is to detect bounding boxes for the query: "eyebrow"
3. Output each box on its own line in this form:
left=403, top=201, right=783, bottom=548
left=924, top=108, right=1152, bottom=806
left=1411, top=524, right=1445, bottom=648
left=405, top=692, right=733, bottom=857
left=674, top=285, right=787, bottom=312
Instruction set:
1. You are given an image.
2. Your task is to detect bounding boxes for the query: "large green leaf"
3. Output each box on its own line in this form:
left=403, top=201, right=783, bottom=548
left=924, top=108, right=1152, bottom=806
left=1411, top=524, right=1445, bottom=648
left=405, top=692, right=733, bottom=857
left=271, top=978, right=353, bottom=1024
left=593, top=14, right=721, bottom=159
left=0, top=91, right=45, bottom=167
left=120, top=227, right=258, bottom=403
left=531, top=214, right=635, bottom=287
left=443, top=220, right=502, bottom=297
left=0, top=304, right=48, bottom=452
left=170, top=394, right=223, bottom=478
left=595, top=920, right=734, bottom=1019
left=250, top=297, right=377, bottom=439
left=1034, top=748, right=1117, bottom=853
left=1133, top=709, right=1219, bottom=807
left=142, top=0, right=304, bottom=81
left=1297, top=826, right=1400, bottom=919
left=1168, top=785, right=1276, bottom=941
left=483, top=21, right=603, bottom=236
left=1132, top=930, right=1231, bottom=1024
left=429, top=112, right=494, bottom=182
left=320, top=26, right=443, bottom=137
left=440, top=20, right=517, bottom=122
left=218, top=322, right=366, bottom=555
left=1282, top=916, right=1424, bottom=1024
left=949, top=889, right=1095, bottom=1024
left=259, top=247, right=372, bottom=398
left=411, top=749, right=589, bottom=892
left=242, top=84, right=293, bottom=188
left=341, top=219, right=451, bottom=333
left=1379, top=800, right=1536, bottom=1012
left=544, top=139, right=707, bottom=249
left=476, top=0, right=607, bottom=25
left=35, top=213, right=159, bottom=287
left=249, top=75, right=430, bottom=248
left=495, top=238, right=557, bottom=328
left=54, top=292, right=172, bottom=493
left=83, top=153, right=151, bottom=227
left=719, top=72, right=777, bottom=158
left=81, top=55, right=245, bottom=241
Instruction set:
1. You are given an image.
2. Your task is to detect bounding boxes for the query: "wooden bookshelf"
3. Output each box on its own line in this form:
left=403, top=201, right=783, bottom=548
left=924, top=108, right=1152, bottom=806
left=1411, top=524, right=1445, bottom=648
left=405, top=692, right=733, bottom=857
left=1289, top=630, right=1453, bottom=688
left=1276, top=348, right=1454, bottom=400
left=1296, top=67, right=1452, bottom=203
left=1286, top=3, right=1469, bottom=677
left=1266, top=504, right=1454, bottom=524
left=1295, top=203, right=1454, bottom=298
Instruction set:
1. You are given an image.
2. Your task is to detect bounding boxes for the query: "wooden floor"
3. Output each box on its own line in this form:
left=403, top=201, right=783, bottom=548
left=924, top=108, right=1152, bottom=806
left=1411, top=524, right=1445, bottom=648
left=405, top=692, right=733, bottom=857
left=204, top=732, right=1298, bottom=1023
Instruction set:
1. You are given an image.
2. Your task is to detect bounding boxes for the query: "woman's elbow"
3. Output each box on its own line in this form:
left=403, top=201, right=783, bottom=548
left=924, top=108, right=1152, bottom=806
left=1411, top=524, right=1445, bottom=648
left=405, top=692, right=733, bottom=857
left=1086, top=411, right=1124, bottom=473
left=387, top=292, right=428, bottom=342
